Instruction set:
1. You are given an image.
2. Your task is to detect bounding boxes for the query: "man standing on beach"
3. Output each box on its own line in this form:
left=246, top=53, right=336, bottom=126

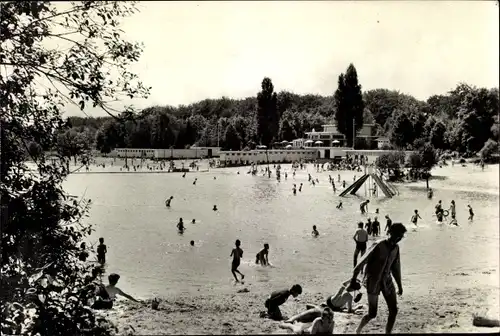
left=348, top=223, right=406, bottom=334
left=353, top=222, right=368, bottom=268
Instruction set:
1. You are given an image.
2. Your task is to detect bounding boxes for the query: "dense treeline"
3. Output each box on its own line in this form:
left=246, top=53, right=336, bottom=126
left=65, top=80, right=499, bottom=160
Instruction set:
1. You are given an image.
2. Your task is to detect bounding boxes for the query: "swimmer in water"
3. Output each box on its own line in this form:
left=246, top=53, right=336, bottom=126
left=255, top=243, right=270, bottom=266
left=165, top=196, right=173, bottom=207
left=214, top=176, right=216, bottom=180
left=411, top=209, right=422, bottom=226
left=468, top=205, right=474, bottom=221
left=312, top=225, right=319, bottom=237
left=213, top=205, right=218, bottom=211
left=177, top=218, right=185, bottom=232
left=191, top=219, right=196, bottom=224
left=336, top=201, right=343, bottom=209
left=190, top=240, right=195, bottom=246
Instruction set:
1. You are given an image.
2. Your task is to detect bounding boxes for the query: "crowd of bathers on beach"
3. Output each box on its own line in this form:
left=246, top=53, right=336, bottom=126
left=71, top=156, right=477, bottom=334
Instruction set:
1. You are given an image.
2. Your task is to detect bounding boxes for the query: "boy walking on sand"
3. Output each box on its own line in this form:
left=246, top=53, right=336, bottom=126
left=97, top=237, right=107, bottom=264
left=348, top=223, right=406, bottom=334
left=230, top=239, right=245, bottom=282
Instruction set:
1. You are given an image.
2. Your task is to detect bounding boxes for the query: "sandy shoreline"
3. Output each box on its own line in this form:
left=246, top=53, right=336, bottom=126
left=99, top=273, right=499, bottom=335
left=82, top=162, right=498, bottom=334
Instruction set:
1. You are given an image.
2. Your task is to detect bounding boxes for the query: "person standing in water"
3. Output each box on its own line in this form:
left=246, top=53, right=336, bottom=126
left=360, top=200, right=370, bottom=215
left=449, top=200, right=456, bottom=219
left=365, top=218, right=373, bottom=236
left=230, top=239, right=245, bottom=283
left=255, top=243, right=270, bottom=266
left=97, top=237, right=107, bottom=264
left=384, top=215, right=393, bottom=235
left=372, top=217, right=380, bottom=237
left=293, top=184, right=297, bottom=195
left=468, top=205, right=474, bottom=221
left=177, top=218, right=185, bottom=232
left=435, top=200, right=444, bottom=222
left=312, top=225, right=320, bottom=237
left=411, top=210, right=422, bottom=227
left=299, top=183, right=303, bottom=192
left=348, top=223, right=406, bottom=334
left=353, top=222, right=368, bottom=267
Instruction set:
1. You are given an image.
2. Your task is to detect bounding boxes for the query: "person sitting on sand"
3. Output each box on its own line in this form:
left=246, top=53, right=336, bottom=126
left=104, top=273, right=140, bottom=303
left=262, top=284, right=303, bottom=321
left=312, top=225, right=319, bottom=237
left=255, top=243, right=270, bottom=266
left=326, top=279, right=363, bottom=313
left=280, top=307, right=334, bottom=334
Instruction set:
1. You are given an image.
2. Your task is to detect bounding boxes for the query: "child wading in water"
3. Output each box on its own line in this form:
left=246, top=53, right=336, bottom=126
left=256, top=243, right=270, bottom=266
left=97, top=237, right=107, bottom=264
left=468, top=205, right=474, bottom=221
left=411, top=209, right=422, bottom=227
left=230, top=239, right=245, bottom=282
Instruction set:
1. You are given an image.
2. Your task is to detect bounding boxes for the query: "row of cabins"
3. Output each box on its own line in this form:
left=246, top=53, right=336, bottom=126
left=219, top=149, right=414, bottom=165
left=111, top=147, right=221, bottom=159
left=102, top=124, right=393, bottom=162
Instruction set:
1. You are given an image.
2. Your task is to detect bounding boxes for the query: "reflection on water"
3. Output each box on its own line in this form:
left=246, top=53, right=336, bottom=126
left=64, top=164, right=499, bottom=299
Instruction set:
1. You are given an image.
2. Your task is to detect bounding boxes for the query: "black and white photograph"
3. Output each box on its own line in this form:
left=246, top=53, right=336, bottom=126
left=1, top=1, right=499, bottom=335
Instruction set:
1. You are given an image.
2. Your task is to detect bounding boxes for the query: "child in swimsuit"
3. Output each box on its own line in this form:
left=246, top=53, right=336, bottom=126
left=230, top=239, right=245, bottom=282
left=255, top=243, right=270, bottom=266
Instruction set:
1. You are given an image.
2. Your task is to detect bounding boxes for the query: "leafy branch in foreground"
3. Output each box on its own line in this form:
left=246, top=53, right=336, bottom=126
left=1, top=1, right=149, bottom=335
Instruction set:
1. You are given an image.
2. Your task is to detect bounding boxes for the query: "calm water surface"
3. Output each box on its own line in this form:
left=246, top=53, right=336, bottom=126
left=64, top=163, right=499, bottom=300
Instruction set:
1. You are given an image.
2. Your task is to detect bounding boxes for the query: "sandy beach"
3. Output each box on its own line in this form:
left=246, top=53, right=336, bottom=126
left=66, top=161, right=499, bottom=334
left=100, top=272, right=499, bottom=335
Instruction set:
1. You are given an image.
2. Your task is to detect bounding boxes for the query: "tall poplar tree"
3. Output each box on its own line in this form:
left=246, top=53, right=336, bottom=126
left=256, top=77, right=279, bottom=147
left=334, top=64, right=365, bottom=147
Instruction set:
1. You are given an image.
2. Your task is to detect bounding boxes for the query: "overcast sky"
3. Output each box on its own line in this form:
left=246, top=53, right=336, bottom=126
left=67, top=1, right=499, bottom=116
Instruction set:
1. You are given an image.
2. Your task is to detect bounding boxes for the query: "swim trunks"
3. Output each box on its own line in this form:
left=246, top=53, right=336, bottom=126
left=355, top=242, right=367, bottom=252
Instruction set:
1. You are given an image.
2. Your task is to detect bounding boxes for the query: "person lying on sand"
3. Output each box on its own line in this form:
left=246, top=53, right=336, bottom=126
left=261, top=284, right=303, bottom=321
left=283, top=280, right=363, bottom=326
left=280, top=307, right=334, bottom=334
